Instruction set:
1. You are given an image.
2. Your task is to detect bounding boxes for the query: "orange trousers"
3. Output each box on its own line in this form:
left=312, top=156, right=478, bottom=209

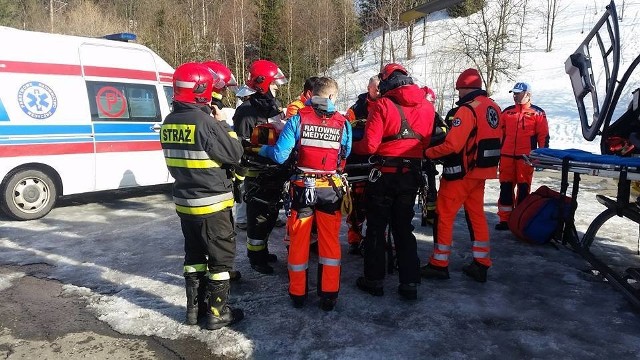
left=429, top=177, right=492, bottom=268
left=287, top=178, right=342, bottom=300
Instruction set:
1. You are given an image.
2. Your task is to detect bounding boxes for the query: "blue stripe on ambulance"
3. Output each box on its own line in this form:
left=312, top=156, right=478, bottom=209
left=0, top=123, right=159, bottom=144
left=0, top=124, right=92, bottom=136
left=0, top=98, right=9, bottom=121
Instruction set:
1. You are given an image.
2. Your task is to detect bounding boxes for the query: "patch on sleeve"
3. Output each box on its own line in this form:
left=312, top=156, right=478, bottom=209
left=486, top=106, right=500, bottom=129
left=451, top=118, right=462, bottom=127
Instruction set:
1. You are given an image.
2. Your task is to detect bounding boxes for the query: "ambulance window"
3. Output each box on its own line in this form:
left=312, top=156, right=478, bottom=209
left=86, top=81, right=161, bottom=122
left=163, top=86, right=173, bottom=112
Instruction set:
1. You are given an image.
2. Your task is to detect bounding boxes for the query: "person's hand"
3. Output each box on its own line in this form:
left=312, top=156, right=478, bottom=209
left=211, top=105, right=227, bottom=122
left=244, top=146, right=262, bottom=155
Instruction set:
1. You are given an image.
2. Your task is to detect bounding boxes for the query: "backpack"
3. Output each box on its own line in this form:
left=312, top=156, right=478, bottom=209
left=508, top=186, right=571, bottom=244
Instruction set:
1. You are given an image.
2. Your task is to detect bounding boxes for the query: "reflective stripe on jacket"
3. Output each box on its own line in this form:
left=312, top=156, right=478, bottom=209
left=161, top=102, right=243, bottom=218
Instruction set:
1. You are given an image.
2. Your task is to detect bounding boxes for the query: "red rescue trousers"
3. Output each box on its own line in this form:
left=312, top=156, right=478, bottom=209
left=429, top=177, right=492, bottom=268
left=287, top=176, right=343, bottom=300
left=497, top=156, right=534, bottom=222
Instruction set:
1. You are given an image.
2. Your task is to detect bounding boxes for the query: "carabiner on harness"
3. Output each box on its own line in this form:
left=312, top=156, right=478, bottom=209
left=368, top=167, right=382, bottom=183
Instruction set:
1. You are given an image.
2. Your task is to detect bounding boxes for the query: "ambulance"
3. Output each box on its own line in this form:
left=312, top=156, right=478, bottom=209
left=0, top=26, right=175, bottom=220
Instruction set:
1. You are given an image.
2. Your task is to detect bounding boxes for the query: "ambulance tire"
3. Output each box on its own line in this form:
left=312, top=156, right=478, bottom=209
left=1, top=169, right=58, bottom=221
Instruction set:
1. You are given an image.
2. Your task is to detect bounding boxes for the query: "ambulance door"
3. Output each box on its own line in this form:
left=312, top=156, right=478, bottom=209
left=80, top=44, right=168, bottom=190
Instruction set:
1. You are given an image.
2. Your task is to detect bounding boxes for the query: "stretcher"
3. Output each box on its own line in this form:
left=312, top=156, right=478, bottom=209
left=528, top=148, right=640, bottom=308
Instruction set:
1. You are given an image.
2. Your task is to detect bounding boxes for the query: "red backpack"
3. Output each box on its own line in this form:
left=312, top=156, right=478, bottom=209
left=508, top=186, right=571, bottom=244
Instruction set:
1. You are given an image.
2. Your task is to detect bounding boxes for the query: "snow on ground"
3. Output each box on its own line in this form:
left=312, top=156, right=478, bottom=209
left=1, top=173, right=639, bottom=359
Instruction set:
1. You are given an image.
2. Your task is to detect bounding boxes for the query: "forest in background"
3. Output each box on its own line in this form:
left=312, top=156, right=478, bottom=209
left=0, top=0, right=573, bottom=106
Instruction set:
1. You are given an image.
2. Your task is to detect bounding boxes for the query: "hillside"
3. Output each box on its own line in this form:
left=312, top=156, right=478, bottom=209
left=330, top=0, right=640, bottom=154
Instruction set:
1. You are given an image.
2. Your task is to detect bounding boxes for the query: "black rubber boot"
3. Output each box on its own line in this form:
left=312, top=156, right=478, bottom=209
left=229, top=270, right=242, bottom=282
left=494, top=221, right=509, bottom=231
left=320, top=297, right=337, bottom=311
left=356, top=277, right=384, bottom=296
left=462, top=261, right=488, bottom=283
left=290, top=294, right=306, bottom=309
left=420, top=263, right=450, bottom=280
left=249, top=249, right=274, bottom=274
left=398, top=283, right=418, bottom=300
left=184, top=272, right=207, bottom=325
left=205, top=279, right=244, bottom=330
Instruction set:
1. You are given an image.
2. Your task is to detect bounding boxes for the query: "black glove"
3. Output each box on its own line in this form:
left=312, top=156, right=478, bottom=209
left=233, top=179, right=244, bottom=203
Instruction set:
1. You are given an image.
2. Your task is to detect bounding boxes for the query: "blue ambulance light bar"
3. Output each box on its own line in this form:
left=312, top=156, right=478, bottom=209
left=102, top=33, right=137, bottom=42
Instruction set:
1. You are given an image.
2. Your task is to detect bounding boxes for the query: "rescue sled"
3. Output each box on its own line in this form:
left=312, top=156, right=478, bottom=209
left=528, top=0, right=640, bottom=309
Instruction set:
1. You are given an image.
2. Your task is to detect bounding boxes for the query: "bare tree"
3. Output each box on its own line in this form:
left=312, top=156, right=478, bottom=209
left=516, top=0, right=528, bottom=68
left=443, top=0, right=522, bottom=94
left=543, top=0, right=567, bottom=52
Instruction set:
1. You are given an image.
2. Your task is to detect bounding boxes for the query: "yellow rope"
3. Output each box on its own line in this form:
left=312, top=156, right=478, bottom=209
left=340, top=175, right=353, bottom=216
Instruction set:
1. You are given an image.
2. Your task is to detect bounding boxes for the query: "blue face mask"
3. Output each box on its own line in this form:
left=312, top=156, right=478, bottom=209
left=310, top=96, right=336, bottom=113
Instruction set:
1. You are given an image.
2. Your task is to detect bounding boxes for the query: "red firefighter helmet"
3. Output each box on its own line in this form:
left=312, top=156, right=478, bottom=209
left=379, top=63, right=408, bottom=81
left=172, top=62, right=213, bottom=104
left=243, top=59, right=288, bottom=95
left=201, top=60, right=238, bottom=94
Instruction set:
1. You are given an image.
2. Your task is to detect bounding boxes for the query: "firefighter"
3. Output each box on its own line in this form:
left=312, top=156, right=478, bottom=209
left=354, top=63, right=435, bottom=300
left=421, top=68, right=503, bottom=283
left=344, top=75, right=380, bottom=255
left=285, top=76, right=320, bottom=118
left=233, top=59, right=289, bottom=274
left=496, top=82, right=549, bottom=230
left=160, top=62, right=244, bottom=329
left=201, top=60, right=245, bottom=281
left=258, top=77, right=352, bottom=311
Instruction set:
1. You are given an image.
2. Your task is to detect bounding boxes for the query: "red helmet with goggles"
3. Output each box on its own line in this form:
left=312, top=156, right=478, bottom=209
left=172, top=62, right=214, bottom=104
left=243, top=59, right=288, bottom=95
left=202, top=60, right=238, bottom=95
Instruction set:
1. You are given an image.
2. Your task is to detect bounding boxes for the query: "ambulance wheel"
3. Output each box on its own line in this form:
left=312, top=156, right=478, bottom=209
left=1, top=169, right=58, bottom=221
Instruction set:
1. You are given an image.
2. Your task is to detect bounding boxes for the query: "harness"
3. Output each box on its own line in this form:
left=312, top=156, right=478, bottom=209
left=381, top=103, right=424, bottom=143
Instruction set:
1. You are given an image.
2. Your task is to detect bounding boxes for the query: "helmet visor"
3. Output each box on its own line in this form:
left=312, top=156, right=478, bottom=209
left=235, top=85, right=256, bottom=97
left=273, top=68, right=288, bottom=86
left=226, top=74, right=239, bottom=94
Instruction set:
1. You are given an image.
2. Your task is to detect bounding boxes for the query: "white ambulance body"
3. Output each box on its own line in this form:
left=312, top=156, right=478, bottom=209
left=0, top=26, right=175, bottom=220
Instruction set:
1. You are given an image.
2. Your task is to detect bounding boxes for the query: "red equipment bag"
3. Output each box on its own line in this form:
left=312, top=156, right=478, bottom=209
left=508, top=185, right=571, bottom=244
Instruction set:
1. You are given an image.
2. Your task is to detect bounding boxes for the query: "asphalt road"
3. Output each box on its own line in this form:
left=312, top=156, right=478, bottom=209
left=0, top=185, right=221, bottom=360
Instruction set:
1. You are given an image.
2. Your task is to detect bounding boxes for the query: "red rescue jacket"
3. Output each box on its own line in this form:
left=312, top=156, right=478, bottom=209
left=352, top=84, right=434, bottom=159
left=500, top=102, right=549, bottom=157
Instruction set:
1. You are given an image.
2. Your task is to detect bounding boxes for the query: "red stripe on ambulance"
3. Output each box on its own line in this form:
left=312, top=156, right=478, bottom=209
left=83, top=66, right=157, bottom=81
left=95, top=141, right=161, bottom=153
left=0, top=60, right=81, bottom=76
left=1, top=141, right=161, bottom=157
left=0, top=60, right=166, bottom=81
left=0, top=143, right=94, bottom=157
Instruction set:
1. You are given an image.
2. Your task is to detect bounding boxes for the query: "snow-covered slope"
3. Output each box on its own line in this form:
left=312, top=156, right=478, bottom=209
left=330, top=0, right=640, bottom=154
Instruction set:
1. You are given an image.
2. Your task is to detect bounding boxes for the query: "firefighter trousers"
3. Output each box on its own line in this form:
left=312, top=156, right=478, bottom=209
left=181, top=209, right=236, bottom=276
left=244, top=175, right=285, bottom=264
